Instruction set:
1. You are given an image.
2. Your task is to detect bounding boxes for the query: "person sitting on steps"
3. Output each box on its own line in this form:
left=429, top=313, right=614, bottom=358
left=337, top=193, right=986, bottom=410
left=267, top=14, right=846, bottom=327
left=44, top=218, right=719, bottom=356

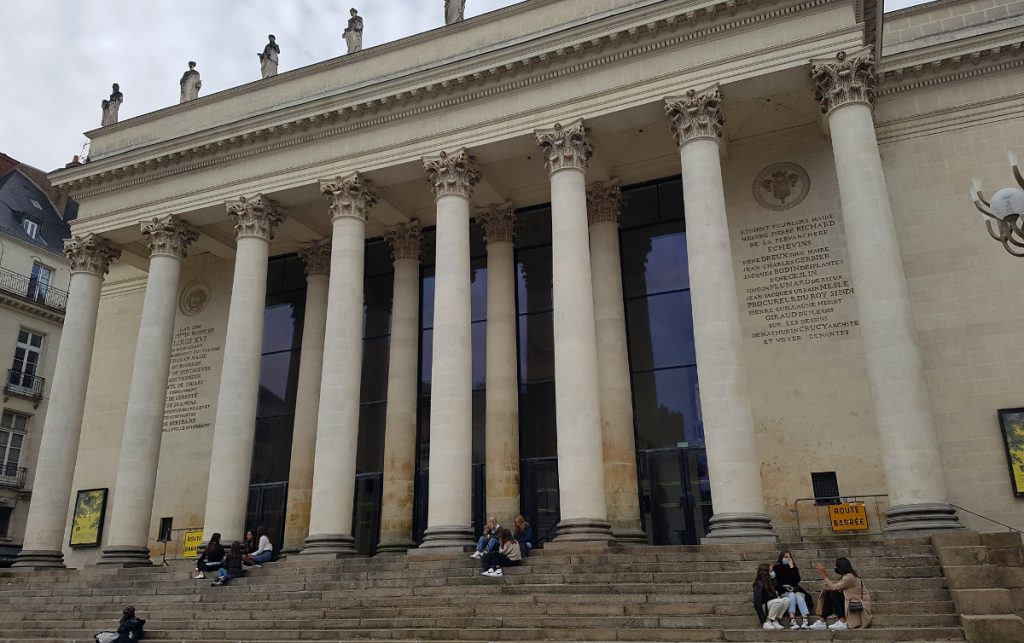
left=481, top=528, right=522, bottom=578
left=513, top=514, right=534, bottom=556
left=753, top=563, right=790, bottom=630
left=241, top=529, right=257, bottom=566
left=212, top=541, right=244, bottom=586
left=469, top=515, right=501, bottom=559
left=193, top=532, right=224, bottom=579
left=809, top=557, right=872, bottom=631
left=773, top=549, right=813, bottom=630
left=242, top=526, right=273, bottom=567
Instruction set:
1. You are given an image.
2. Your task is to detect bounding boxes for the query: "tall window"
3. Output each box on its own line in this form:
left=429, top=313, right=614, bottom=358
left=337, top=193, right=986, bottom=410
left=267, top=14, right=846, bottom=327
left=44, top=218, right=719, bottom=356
left=0, top=506, right=11, bottom=537
left=0, top=411, right=28, bottom=479
left=9, top=330, right=43, bottom=391
left=27, top=261, right=53, bottom=303
left=21, top=219, right=39, bottom=239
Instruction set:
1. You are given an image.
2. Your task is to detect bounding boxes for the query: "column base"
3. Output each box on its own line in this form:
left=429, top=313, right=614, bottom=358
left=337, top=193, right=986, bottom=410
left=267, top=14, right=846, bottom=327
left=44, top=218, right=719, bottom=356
left=11, top=550, right=66, bottom=569
left=375, top=539, right=416, bottom=555
left=702, top=512, right=777, bottom=543
left=300, top=533, right=357, bottom=558
left=553, top=518, right=614, bottom=543
left=416, top=525, right=474, bottom=551
left=886, top=503, right=964, bottom=533
left=97, top=545, right=153, bottom=567
left=612, top=527, right=648, bottom=544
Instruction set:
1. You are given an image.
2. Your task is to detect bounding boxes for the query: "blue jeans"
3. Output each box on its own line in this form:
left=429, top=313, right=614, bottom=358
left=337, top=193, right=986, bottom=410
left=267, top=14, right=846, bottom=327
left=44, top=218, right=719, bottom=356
left=784, top=591, right=809, bottom=617
left=253, top=550, right=273, bottom=564
left=476, top=536, right=497, bottom=552
left=217, top=567, right=236, bottom=580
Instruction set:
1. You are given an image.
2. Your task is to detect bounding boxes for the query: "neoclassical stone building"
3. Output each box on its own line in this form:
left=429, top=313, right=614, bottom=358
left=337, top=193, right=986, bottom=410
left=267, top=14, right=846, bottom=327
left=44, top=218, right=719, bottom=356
left=14, top=0, right=1024, bottom=567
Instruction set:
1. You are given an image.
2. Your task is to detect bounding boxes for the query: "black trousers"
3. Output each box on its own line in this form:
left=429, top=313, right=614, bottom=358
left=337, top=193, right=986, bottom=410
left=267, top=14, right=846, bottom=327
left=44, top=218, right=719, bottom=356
left=481, top=552, right=521, bottom=570
left=820, top=590, right=845, bottom=619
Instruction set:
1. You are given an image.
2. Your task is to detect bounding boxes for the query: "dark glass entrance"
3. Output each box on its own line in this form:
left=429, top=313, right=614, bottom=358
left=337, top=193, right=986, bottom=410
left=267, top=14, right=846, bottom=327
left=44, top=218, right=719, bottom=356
left=246, top=481, right=288, bottom=554
left=638, top=448, right=712, bottom=545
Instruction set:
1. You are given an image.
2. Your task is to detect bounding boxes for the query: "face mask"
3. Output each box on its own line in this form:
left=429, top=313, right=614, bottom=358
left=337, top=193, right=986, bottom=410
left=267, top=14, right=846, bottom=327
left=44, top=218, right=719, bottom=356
left=769, top=571, right=776, bottom=579
left=782, top=559, right=789, bottom=566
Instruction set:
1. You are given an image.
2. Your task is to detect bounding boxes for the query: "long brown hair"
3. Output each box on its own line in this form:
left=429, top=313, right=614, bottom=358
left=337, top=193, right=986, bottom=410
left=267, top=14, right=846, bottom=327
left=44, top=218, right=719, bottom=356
left=754, top=563, right=776, bottom=590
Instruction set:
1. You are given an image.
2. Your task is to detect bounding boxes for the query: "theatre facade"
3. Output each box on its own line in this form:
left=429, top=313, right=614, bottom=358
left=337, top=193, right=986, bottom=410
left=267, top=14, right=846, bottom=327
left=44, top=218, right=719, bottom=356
left=15, top=0, right=1024, bottom=567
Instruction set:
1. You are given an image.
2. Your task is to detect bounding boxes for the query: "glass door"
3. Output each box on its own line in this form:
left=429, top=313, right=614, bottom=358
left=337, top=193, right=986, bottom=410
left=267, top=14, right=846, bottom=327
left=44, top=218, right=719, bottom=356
left=638, top=448, right=711, bottom=545
left=246, top=481, right=288, bottom=555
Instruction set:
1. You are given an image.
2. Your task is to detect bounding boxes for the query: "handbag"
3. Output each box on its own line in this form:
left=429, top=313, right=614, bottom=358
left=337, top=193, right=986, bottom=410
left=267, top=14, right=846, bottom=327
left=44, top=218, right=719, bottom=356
left=847, top=580, right=865, bottom=612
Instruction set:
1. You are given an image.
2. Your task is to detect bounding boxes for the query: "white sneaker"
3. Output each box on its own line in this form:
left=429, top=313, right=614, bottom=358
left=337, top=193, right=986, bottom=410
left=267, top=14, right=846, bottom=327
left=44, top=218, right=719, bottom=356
left=800, top=620, right=810, bottom=630
left=829, top=621, right=848, bottom=630
left=193, top=573, right=205, bottom=579
left=763, top=622, right=775, bottom=630
left=809, top=620, right=827, bottom=630
left=470, top=551, right=482, bottom=559
left=482, top=568, right=495, bottom=576
left=491, top=568, right=503, bottom=577
left=790, top=620, right=800, bottom=630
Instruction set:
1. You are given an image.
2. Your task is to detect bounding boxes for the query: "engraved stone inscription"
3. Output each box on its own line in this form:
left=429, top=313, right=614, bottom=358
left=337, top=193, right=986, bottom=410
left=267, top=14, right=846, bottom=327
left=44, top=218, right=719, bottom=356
left=739, top=213, right=859, bottom=345
left=163, top=323, right=221, bottom=431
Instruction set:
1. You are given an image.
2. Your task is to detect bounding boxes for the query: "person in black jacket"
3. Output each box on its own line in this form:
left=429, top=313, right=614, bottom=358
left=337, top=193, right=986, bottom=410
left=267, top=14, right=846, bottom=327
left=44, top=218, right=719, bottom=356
left=513, top=515, right=534, bottom=556
left=752, top=563, right=790, bottom=630
left=773, top=550, right=813, bottom=629
left=212, top=541, right=245, bottom=586
left=94, top=605, right=145, bottom=643
left=193, top=532, right=224, bottom=579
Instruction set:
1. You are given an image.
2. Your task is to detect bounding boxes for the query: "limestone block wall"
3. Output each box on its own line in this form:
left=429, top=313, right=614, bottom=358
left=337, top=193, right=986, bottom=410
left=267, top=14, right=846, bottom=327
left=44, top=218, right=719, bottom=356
left=722, top=124, right=886, bottom=540
left=883, top=0, right=1024, bottom=54
left=877, top=67, right=1024, bottom=533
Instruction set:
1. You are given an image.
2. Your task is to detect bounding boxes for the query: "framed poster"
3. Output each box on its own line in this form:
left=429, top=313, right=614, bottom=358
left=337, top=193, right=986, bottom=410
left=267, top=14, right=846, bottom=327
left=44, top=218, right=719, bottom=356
left=996, top=408, right=1024, bottom=497
left=69, top=488, right=108, bottom=547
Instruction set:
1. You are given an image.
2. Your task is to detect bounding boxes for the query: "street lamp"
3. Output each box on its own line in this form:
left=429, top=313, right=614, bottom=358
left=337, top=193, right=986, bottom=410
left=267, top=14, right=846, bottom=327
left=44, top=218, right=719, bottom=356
left=972, top=151, right=1024, bottom=256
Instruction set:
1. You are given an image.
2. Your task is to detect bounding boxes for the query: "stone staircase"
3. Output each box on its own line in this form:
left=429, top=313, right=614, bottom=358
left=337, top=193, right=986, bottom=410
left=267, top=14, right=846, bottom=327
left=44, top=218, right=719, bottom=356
left=0, top=539, right=972, bottom=642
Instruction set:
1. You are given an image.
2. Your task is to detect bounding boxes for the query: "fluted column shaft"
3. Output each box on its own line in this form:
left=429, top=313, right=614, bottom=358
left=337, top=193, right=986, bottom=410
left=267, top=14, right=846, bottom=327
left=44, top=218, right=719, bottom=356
left=377, top=223, right=422, bottom=554
left=479, top=204, right=520, bottom=520
left=15, top=235, right=120, bottom=568
left=665, top=88, right=775, bottom=541
left=302, top=174, right=376, bottom=557
left=202, top=196, right=283, bottom=541
left=283, top=241, right=331, bottom=552
left=812, top=49, right=960, bottom=531
left=100, top=217, right=198, bottom=566
left=536, top=121, right=611, bottom=542
left=420, top=150, right=479, bottom=549
left=587, top=183, right=644, bottom=542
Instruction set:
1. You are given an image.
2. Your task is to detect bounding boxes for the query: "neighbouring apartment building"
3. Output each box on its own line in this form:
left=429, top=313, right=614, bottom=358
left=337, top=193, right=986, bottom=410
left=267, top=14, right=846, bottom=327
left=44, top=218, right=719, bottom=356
left=0, top=154, right=72, bottom=565
left=10, top=0, right=1024, bottom=569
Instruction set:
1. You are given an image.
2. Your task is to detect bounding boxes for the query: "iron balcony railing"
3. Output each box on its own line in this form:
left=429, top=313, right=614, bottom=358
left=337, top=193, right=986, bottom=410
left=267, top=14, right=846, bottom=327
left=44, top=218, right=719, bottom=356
left=0, top=267, right=68, bottom=311
left=0, top=464, right=27, bottom=489
left=5, top=370, right=44, bottom=400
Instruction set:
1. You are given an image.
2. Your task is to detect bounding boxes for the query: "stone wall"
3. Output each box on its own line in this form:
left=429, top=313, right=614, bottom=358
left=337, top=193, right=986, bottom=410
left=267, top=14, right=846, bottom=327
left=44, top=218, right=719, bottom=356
left=882, top=0, right=1024, bottom=54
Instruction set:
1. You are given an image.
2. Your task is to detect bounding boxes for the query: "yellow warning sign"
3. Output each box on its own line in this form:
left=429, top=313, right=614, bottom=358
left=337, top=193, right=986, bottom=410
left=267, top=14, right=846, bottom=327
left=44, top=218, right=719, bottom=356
left=828, top=502, right=868, bottom=532
left=182, top=529, right=204, bottom=558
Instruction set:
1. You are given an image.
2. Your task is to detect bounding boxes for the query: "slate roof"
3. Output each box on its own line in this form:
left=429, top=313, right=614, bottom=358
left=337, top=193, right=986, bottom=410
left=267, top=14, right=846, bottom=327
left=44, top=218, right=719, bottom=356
left=0, top=167, right=72, bottom=257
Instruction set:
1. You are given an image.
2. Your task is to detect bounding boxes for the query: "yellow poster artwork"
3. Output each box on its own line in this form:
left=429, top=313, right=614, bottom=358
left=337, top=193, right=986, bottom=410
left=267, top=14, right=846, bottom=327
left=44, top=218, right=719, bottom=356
left=69, top=488, right=108, bottom=547
left=999, top=410, right=1024, bottom=496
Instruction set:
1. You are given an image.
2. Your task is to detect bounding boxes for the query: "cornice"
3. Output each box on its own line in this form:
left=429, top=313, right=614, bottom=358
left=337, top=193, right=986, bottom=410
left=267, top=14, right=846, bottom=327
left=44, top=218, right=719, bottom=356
left=54, top=0, right=839, bottom=200
left=877, top=28, right=1024, bottom=95
left=0, top=294, right=65, bottom=325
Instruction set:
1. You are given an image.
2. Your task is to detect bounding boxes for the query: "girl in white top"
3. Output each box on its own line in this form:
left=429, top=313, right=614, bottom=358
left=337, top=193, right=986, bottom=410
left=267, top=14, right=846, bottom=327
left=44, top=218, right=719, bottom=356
left=245, top=526, right=273, bottom=566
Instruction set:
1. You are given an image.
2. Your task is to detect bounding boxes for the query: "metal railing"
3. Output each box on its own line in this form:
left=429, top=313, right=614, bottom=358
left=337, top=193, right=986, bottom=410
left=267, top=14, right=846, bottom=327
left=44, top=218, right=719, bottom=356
left=792, top=494, right=889, bottom=541
left=0, top=267, right=68, bottom=311
left=0, top=464, right=27, bottom=489
left=950, top=504, right=1023, bottom=533
left=5, top=370, right=44, bottom=400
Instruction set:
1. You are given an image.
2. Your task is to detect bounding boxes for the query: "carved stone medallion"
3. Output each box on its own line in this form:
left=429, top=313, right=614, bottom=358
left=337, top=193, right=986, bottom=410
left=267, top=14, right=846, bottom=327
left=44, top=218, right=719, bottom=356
left=752, top=162, right=810, bottom=211
left=179, top=281, right=211, bottom=316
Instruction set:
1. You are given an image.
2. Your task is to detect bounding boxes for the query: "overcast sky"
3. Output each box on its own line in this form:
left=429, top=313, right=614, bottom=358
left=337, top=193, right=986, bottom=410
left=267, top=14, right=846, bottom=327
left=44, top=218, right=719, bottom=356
left=2, top=0, right=925, bottom=173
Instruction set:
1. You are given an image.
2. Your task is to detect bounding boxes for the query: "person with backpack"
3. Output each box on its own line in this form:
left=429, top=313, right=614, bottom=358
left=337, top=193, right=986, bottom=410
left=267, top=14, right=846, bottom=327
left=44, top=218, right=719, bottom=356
left=93, top=605, right=145, bottom=643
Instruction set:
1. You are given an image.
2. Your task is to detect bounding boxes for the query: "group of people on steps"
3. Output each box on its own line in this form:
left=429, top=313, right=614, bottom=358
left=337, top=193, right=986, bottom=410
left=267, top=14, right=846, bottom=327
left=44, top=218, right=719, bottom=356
left=193, top=527, right=275, bottom=585
left=754, top=550, right=872, bottom=631
left=469, top=514, right=535, bottom=577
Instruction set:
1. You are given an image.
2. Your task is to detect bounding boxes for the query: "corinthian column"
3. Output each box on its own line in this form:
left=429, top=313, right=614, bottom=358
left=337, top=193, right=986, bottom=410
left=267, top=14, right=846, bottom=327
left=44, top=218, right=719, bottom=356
left=665, top=88, right=775, bottom=541
left=302, top=173, right=376, bottom=557
left=100, top=217, right=198, bottom=566
left=535, top=120, right=611, bottom=542
left=14, top=235, right=120, bottom=568
left=587, top=182, right=644, bottom=543
left=811, top=49, right=960, bottom=531
left=419, top=149, right=479, bottom=550
left=202, top=195, right=284, bottom=541
left=477, top=202, right=520, bottom=521
left=282, top=240, right=331, bottom=552
left=377, top=222, right=422, bottom=554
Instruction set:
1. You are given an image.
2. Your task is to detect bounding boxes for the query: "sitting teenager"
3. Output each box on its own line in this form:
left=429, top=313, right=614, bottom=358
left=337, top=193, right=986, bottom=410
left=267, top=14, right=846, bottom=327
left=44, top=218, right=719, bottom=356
left=513, top=514, right=534, bottom=556
left=752, top=563, right=790, bottom=630
left=810, top=557, right=872, bottom=631
left=212, top=541, right=245, bottom=586
left=470, top=516, right=502, bottom=559
left=193, top=532, right=224, bottom=580
left=94, top=605, right=145, bottom=643
left=241, top=529, right=257, bottom=566
left=242, top=526, right=273, bottom=567
left=481, top=528, right=522, bottom=578
left=773, top=550, right=813, bottom=629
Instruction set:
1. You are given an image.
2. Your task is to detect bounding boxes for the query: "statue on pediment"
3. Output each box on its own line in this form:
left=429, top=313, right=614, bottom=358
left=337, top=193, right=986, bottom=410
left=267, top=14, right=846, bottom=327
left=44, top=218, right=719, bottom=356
left=344, top=8, right=363, bottom=53
left=258, top=35, right=280, bottom=78
left=445, top=0, right=465, bottom=24
left=180, top=61, right=202, bottom=103
left=100, top=83, right=123, bottom=127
